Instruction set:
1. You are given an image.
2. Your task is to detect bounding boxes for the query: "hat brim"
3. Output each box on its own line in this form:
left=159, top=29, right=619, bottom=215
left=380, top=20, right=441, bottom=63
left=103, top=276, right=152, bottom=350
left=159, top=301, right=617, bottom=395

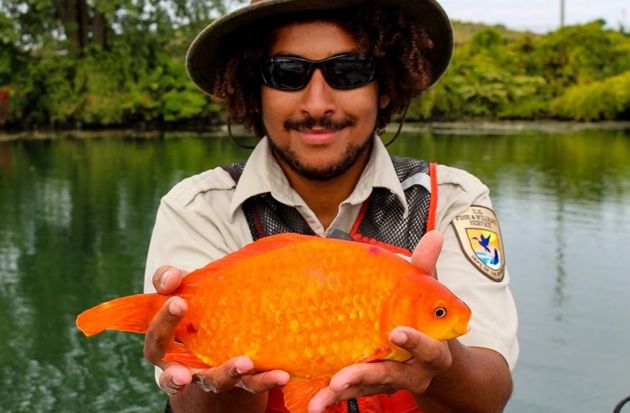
left=186, top=0, right=453, bottom=97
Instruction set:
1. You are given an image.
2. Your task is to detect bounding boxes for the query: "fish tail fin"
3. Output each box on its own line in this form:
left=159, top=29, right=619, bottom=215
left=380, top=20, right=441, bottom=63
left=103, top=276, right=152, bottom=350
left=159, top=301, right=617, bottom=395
left=76, top=293, right=167, bottom=336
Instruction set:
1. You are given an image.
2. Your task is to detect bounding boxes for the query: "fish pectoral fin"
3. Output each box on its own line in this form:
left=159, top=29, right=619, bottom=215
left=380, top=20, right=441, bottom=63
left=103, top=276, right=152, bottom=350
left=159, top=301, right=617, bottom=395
left=358, top=346, right=391, bottom=363
left=283, top=377, right=329, bottom=413
left=162, top=341, right=209, bottom=369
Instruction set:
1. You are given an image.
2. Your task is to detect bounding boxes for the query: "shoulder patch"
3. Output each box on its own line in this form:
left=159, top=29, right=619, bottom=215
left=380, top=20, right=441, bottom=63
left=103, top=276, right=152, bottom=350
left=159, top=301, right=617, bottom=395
left=452, top=205, right=505, bottom=282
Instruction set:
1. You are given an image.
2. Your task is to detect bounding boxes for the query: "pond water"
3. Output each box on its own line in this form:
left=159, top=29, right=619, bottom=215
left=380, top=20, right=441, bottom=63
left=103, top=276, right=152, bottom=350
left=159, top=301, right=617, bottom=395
left=1, top=127, right=629, bottom=413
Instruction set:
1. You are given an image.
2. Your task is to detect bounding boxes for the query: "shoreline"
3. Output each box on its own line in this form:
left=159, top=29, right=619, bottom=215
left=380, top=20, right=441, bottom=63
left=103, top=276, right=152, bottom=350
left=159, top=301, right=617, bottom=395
left=392, top=120, right=630, bottom=134
left=2, top=120, right=630, bottom=142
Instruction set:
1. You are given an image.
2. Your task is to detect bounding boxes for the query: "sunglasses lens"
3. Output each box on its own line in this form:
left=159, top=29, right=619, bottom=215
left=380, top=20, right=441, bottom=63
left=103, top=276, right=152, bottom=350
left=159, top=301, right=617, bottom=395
left=261, top=58, right=311, bottom=90
left=260, top=55, right=375, bottom=90
left=324, top=56, right=375, bottom=89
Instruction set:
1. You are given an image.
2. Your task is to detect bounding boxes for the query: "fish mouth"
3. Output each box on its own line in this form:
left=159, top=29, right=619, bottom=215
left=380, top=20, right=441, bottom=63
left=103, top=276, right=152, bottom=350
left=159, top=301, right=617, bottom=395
left=432, top=320, right=470, bottom=341
left=451, top=303, right=472, bottom=337
left=453, top=320, right=470, bottom=336
left=442, top=316, right=470, bottom=340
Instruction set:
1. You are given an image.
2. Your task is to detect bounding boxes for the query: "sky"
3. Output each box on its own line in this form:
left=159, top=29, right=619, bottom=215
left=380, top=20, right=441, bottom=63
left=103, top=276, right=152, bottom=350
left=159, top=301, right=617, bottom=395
left=438, top=0, right=629, bottom=33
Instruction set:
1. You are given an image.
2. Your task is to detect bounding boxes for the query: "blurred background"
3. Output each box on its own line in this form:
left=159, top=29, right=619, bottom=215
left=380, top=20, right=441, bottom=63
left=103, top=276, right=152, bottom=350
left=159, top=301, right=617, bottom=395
left=0, top=0, right=629, bottom=128
left=1, top=1, right=629, bottom=412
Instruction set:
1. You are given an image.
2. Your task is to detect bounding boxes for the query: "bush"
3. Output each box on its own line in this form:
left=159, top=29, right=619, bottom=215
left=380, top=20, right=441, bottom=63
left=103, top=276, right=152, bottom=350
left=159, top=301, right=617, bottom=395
left=550, top=72, right=630, bottom=120
left=407, top=22, right=630, bottom=121
left=2, top=18, right=630, bottom=127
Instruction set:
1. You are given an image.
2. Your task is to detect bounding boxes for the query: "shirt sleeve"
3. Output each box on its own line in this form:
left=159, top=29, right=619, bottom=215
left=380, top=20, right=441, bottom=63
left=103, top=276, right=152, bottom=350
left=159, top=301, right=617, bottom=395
left=434, top=165, right=519, bottom=370
left=143, top=168, right=253, bottom=294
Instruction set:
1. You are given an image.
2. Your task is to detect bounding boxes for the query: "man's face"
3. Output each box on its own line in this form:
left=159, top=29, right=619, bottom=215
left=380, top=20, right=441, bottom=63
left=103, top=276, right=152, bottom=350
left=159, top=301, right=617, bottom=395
left=261, top=21, right=389, bottom=181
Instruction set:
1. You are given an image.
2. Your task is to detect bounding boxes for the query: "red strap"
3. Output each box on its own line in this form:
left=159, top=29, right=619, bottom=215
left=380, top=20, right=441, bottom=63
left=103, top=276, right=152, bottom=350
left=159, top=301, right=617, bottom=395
left=348, top=162, right=439, bottom=257
left=348, top=198, right=412, bottom=256
left=426, top=162, right=438, bottom=232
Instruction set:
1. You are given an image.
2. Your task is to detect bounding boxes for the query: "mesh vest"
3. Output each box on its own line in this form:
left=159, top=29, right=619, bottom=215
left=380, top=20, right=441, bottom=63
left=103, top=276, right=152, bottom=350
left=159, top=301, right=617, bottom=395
left=222, top=156, right=435, bottom=256
left=221, top=156, right=436, bottom=413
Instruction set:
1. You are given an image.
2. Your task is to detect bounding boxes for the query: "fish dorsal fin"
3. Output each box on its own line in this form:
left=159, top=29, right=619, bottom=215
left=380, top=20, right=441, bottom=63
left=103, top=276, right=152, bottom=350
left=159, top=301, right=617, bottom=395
left=283, top=377, right=329, bottom=413
left=181, top=233, right=318, bottom=289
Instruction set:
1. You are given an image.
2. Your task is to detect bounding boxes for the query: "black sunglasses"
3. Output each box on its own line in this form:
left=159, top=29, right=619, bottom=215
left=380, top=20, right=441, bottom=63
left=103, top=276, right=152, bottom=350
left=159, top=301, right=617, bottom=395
left=260, top=53, right=376, bottom=91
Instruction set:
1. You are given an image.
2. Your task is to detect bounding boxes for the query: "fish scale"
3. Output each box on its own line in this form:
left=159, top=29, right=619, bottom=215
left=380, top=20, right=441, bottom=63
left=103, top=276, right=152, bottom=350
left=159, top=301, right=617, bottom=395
left=185, top=242, right=397, bottom=377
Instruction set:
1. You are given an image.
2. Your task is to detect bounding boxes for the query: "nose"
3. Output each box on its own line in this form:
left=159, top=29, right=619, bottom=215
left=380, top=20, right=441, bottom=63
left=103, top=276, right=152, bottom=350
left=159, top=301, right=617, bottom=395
left=299, top=68, right=336, bottom=119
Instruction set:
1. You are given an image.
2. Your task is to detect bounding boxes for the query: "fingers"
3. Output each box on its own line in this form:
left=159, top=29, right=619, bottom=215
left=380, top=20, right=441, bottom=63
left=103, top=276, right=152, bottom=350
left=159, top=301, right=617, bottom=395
left=159, top=364, right=193, bottom=395
left=152, top=265, right=187, bottom=294
left=308, top=363, right=399, bottom=413
left=390, top=327, right=452, bottom=372
left=411, top=230, right=443, bottom=277
left=238, top=369, right=291, bottom=393
left=145, top=296, right=191, bottom=396
left=192, top=356, right=254, bottom=393
left=191, top=356, right=290, bottom=394
left=157, top=352, right=290, bottom=397
left=147, top=265, right=189, bottom=394
left=309, top=328, right=453, bottom=412
left=144, top=296, right=187, bottom=368
left=325, top=362, right=390, bottom=392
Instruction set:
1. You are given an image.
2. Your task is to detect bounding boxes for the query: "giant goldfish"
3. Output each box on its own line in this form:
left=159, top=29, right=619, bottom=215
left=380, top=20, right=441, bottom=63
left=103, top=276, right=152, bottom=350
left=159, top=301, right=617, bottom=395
left=76, top=233, right=471, bottom=413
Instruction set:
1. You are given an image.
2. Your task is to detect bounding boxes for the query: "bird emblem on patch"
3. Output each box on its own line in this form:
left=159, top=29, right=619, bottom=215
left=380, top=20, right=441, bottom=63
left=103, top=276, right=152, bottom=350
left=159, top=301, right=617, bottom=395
left=452, top=206, right=505, bottom=282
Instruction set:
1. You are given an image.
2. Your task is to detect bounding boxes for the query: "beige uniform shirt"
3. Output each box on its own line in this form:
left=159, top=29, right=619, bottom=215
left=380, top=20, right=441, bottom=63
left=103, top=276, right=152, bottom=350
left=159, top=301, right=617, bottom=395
left=144, top=137, right=519, bottom=370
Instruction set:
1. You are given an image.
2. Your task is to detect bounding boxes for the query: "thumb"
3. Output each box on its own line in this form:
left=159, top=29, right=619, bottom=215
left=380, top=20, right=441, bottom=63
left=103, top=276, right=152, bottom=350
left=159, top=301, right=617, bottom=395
left=411, top=230, right=443, bottom=277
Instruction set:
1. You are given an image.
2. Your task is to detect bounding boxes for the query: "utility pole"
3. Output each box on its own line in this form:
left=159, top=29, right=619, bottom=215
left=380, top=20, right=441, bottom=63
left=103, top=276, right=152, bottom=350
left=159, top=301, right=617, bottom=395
left=560, top=0, right=565, bottom=28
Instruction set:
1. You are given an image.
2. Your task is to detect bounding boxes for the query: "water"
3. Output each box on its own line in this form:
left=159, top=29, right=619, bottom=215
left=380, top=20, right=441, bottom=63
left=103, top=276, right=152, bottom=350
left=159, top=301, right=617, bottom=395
left=1, top=129, right=629, bottom=412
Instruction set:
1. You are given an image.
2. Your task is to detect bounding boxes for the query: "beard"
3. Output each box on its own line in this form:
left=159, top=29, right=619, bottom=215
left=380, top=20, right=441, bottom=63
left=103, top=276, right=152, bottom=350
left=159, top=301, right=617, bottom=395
left=266, top=114, right=376, bottom=181
left=268, top=129, right=374, bottom=182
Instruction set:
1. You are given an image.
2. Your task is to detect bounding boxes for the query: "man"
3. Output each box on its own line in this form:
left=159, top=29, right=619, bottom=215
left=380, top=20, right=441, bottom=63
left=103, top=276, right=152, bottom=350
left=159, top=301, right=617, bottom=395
left=143, top=0, right=519, bottom=412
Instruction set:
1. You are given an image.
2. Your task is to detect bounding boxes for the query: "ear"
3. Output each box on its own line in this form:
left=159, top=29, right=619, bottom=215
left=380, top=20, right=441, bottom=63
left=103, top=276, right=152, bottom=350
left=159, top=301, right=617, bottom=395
left=379, top=94, right=391, bottom=109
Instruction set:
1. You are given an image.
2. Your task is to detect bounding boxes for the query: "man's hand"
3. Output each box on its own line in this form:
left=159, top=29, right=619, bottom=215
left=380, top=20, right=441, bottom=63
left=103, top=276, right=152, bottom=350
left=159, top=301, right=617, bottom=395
left=308, top=327, right=452, bottom=413
left=143, top=266, right=290, bottom=397
left=307, top=230, right=448, bottom=413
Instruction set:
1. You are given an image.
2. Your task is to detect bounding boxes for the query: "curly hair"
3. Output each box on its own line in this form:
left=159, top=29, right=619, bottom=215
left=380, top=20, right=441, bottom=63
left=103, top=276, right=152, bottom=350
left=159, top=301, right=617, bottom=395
left=212, top=4, right=434, bottom=138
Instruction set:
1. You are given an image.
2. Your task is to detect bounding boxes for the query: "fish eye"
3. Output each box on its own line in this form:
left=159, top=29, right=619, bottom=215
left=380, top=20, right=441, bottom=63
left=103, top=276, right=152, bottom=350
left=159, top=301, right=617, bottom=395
left=434, top=307, right=447, bottom=318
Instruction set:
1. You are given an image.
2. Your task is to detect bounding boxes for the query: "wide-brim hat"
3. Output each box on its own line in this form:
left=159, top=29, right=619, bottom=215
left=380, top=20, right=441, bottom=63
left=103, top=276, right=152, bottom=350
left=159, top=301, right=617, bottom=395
left=186, top=0, right=453, bottom=97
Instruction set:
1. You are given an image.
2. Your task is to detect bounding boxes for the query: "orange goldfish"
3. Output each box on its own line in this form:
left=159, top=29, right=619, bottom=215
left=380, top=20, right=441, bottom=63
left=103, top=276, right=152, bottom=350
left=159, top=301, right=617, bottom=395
left=76, top=233, right=471, bottom=413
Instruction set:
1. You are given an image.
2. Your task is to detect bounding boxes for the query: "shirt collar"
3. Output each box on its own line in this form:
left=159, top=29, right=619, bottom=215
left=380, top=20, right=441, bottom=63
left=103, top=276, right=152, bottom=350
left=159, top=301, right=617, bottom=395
left=228, top=136, right=409, bottom=219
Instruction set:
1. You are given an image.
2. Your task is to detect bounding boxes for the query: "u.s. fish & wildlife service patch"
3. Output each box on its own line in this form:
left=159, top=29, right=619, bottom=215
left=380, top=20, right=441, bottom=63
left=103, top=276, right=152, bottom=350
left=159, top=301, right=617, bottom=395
left=452, top=205, right=505, bottom=282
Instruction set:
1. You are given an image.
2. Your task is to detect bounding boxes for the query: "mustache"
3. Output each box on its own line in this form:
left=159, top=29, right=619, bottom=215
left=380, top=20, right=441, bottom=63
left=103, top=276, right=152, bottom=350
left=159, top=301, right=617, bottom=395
left=284, top=115, right=356, bottom=132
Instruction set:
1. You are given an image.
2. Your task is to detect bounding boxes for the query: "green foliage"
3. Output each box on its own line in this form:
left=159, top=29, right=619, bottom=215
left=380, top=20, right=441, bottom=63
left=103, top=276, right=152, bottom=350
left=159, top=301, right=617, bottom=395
left=410, top=28, right=551, bottom=120
left=524, top=21, right=630, bottom=94
left=1, top=7, right=629, bottom=128
left=0, top=12, right=21, bottom=84
left=549, top=72, right=630, bottom=120
left=408, top=21, right=630, bottom=121
left=1, top=0, right=224, bottom=128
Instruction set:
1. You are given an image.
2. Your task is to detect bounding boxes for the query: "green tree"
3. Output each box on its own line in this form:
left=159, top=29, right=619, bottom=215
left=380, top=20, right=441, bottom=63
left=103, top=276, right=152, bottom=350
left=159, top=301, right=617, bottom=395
left=0, top=0, right=230, bottom=127
left=409, top=21, right=630, bottom=121
left=1, top=6, right=629, bottom=127
left=526, top=21, right=630, bottom=96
